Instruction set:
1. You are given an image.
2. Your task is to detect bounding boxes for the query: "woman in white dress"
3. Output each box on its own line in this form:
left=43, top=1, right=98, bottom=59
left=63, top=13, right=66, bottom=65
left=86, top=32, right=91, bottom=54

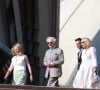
left=4, top=43, right=33, bottom=85
left=73, top=37, right=100, bottom=89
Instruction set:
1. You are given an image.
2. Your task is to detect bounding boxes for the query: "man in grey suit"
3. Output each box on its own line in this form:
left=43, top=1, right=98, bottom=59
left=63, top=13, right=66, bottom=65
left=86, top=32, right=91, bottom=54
left=43, top=37, right=64, bottom=87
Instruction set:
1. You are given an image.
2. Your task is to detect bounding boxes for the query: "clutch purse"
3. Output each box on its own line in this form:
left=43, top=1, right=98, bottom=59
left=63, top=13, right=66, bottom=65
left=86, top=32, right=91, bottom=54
left=91, top=72, right=99, bottom=84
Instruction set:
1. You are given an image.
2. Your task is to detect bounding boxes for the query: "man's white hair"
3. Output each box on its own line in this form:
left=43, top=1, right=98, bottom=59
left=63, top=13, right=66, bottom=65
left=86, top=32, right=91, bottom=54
left=46, top=37, right=56, bottom=43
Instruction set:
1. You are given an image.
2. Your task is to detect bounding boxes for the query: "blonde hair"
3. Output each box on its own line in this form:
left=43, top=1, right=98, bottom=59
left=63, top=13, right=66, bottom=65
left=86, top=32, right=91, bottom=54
left=11, top=43, right=22, bottom=55
left=82, top=37, right=91, bottom=47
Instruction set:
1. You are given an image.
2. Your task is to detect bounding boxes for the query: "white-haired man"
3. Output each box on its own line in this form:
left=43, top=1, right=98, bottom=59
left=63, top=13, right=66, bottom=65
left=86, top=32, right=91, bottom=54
left=43, top=37, right=64, bottom=87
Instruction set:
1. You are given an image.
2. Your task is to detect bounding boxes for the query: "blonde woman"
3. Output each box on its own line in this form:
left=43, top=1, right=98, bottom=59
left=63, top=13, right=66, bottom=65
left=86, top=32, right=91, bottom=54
left=4, top=43, right=33, bottom=85
left=73, top=37, right=100, bottom=89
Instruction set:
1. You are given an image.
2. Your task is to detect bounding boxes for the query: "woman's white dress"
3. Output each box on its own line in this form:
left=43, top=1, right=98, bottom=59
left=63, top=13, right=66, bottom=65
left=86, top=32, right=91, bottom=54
left=73, top=47, right=100, bottom=89
left=11, top=54, right=27, bottom=85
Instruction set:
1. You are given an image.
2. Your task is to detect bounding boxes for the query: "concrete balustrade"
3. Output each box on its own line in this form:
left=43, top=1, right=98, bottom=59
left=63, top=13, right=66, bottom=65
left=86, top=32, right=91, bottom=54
left=0, top=84, right=98, bottom=90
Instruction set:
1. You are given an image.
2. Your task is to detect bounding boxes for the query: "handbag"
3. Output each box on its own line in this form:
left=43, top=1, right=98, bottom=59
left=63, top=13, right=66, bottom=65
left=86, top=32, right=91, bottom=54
left=91, top=72, right=99, bottom=84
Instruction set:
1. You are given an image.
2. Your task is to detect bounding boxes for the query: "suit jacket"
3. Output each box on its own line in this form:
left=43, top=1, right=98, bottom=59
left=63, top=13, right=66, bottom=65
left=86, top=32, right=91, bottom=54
left=43, top=47, right=64, bottom=78
left=77, top=48, right=82, bottom=70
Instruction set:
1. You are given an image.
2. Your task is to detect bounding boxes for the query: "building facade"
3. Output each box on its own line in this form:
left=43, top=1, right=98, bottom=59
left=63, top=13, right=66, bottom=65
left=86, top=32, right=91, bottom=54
left=0, top=0, right=100, bottom=87
left=0, top=0, right=60, bottom=85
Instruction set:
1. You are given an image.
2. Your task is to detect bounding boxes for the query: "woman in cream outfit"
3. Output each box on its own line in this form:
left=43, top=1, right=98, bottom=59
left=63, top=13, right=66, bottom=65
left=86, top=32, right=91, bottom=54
left=4, top=43, right=33, bottom=85
left=73, top=37, right=100, bottom=89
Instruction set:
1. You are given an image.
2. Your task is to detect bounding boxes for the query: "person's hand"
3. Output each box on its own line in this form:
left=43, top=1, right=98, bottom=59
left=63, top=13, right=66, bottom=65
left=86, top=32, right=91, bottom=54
left=92, top=67, right=97, bottom=73
left=47, top=61, right=53, bottom=67
left=44, top=61, right=48, bottom=66
left=30, top=74, right=33, bottom=82
left=4, top=70, right=11, bottom=80
left=4, top=75, right=8, bottom=80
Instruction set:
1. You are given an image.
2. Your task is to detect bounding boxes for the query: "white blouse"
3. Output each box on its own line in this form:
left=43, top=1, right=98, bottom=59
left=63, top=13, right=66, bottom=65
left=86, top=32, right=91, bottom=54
left=11, top=54, right=26, bottom=70
left=81, top=47, right=97, bottom=67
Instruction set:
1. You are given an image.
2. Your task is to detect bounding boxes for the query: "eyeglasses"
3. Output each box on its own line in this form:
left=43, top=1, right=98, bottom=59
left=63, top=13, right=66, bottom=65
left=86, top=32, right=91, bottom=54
left=81, top=41, right=85, bottom=43
left=47, top=42, right=53, bottom=44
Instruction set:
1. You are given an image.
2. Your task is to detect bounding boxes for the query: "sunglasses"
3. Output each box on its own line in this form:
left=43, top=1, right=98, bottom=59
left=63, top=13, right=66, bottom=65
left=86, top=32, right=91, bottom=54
left=81, top=41, right=85, bottom=43
left=47, top=42, right=54, bottom=44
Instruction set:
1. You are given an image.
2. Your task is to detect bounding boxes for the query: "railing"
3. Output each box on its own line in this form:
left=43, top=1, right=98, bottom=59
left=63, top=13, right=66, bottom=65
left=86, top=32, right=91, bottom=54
left=0, top=84, right=98, bottom=90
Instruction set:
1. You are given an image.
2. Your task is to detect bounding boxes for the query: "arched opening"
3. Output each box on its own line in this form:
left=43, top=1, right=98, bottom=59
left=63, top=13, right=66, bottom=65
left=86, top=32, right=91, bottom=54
left=0, top=42, right=12, bottom=84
